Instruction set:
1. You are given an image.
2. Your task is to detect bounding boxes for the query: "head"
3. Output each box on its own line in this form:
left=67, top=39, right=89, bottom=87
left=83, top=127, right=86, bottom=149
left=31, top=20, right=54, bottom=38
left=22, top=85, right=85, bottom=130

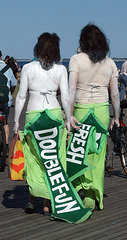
left=7, top=57, right=18, bottom=77
left=34, top=32, right=61, bottom=70
left=79, top=24, right=110, bottom=63
left=4, top=55, right=10, bottom=63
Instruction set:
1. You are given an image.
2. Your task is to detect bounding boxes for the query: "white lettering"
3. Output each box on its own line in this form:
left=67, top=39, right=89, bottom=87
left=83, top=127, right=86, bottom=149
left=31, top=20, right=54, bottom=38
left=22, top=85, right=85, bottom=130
left=34, top=127, right=57, bottom=140
left=55, top=193, right=73, bottom=203
left=47, top=166, right=62, bottom=176
left=39, top=139, right=56, bottom=149
left=82, top=124, right=91, bottom=131
left=55, top=200, right=80, bottom=213
left=75, top=129, right=89, bottom=140
left=44, top=159, right=59, bottom=169
left=71, top=143, right=85, bottom=154
left=52, top=183, right=69, bottom=194
left=73, top=137, right=85, bottom=147
left=67, top=151, right=83, bottom=164
left=50, top=172, right=65, bottom=186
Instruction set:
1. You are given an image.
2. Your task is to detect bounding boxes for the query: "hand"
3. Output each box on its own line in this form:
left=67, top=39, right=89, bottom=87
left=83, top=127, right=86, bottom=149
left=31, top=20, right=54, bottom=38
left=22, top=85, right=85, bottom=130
left=71, top=116, right=81, bottom=129
left=110, top=118, right=120, bottom=130
left=13, top=122, right=19, bottom=134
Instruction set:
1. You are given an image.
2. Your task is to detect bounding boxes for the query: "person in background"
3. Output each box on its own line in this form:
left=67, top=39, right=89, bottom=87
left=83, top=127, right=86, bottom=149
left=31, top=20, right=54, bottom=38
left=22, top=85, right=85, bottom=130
left=4, top=55, right=10, bottom=64
left=6, top=57, right=21, bottom=100
left=69, top=24, right=120, bottom=212
left=13, top=32, right=70, bottom=215
left=0, top=51, right=17, bottom=154
left=119, top=60, right=127, bottom=100
left=7, top=57, right=19, bottom=79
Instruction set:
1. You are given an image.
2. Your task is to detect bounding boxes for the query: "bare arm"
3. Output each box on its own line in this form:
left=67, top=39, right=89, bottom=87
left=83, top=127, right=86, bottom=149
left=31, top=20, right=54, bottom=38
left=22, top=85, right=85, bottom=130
left=69, top=71, right=81, bottom=129
left=109, top=76, right=120, bottom=129
left=59, top=66, right=71, bottom=132
left=13, top=66, right=28, bottom=133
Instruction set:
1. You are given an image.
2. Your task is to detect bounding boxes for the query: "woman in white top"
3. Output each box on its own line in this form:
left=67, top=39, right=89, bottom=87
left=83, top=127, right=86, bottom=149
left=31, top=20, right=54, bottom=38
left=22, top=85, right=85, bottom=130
left=14, top=33, right=70, bottom=215
left=69, top=24, right=120, bottom=211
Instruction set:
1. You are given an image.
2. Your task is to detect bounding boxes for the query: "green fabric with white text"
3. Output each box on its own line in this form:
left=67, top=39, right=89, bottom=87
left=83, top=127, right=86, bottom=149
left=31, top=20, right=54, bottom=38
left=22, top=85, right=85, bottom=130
left=19, top=108, right=92, bottom=223
left=66, top=108, right=108, bottom=181
left=71, top=102, right=109, bottom=211
left=19, top=108, right=66, bottom=200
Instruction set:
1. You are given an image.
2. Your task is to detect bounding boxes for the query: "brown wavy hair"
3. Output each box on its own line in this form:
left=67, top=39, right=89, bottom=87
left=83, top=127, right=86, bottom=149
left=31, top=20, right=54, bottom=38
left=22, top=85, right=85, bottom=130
left=79, top=24, right=110, bottom=63
left=34, top=32, right=61, bottom=69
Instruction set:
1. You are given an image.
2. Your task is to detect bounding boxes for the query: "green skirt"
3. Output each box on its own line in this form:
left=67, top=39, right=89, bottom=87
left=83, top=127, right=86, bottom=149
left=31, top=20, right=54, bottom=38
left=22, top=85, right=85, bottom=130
left=19, top=107, right=67, bottom=199
left=72, top=102, right=109, bottom=210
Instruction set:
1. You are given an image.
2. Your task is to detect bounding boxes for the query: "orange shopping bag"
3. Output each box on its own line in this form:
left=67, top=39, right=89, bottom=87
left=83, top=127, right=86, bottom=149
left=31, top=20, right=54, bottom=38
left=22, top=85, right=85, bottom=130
left=8, top=132, right=24, bottom=180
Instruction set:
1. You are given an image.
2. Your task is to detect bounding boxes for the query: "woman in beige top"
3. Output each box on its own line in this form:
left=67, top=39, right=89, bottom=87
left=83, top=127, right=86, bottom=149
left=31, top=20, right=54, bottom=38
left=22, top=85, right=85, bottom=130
left=69, top=24, right=120, bottom=211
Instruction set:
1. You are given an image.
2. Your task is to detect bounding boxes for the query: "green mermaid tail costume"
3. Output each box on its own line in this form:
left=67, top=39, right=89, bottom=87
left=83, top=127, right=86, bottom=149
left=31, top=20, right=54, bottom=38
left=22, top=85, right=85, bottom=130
left=19, top=107, right=92, bottom=223
left=70, top=102, right=109, bottom=211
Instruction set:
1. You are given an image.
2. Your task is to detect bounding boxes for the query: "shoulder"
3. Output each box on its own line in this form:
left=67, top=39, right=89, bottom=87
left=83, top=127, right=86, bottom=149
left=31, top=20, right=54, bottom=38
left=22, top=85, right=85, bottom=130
left=0, top=61, right=11, bottom=71
left=22, top=60, right=37, bottom=70
left=69, top=53, right=89, bottom=66
left=0, top=60, right=6, bottom=70
left=109, top=58, right=117, bottom=68
left=105, top=57, right=117, bottom=68
left=105, top=57, right=118, bottom=77
left=105, top=56, right=115, bottom=64
left=70, top=54, right=78, bottom=63
left=70, top=53, right=88, bottom=60
left=69, top=53, right=88, bottom=72
left=0, top=62, right=14, bottom=76
left=21, top=61, right=40, bottom=74
left=54, top=63, right=67, bottom=74
left=22, top=61, right=68, bottom=74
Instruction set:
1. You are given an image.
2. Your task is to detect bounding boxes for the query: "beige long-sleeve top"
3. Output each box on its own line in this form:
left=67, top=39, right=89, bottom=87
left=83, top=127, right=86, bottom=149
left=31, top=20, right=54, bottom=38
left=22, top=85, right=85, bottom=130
left=69, top=53, right=118, bottom=104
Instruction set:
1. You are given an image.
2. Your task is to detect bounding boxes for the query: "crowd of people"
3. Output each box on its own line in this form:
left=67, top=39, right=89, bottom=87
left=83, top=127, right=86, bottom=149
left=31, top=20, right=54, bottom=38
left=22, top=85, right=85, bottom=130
left=0, top=23, right=126, bottom=223
left=0, top=52, right=18, bottom=155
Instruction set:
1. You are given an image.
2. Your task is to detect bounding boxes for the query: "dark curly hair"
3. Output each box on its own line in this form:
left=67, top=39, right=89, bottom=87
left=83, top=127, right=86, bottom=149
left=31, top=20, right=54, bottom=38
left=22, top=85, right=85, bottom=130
left=7, top=57, right=18, bottom=77
left=34, top=32, right=61, bottom=70
left=79, top=24, right=110, bottom=63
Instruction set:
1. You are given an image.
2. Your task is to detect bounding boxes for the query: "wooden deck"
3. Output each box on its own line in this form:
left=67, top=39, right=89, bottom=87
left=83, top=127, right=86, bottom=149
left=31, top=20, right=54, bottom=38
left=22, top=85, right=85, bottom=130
left=0, top=102, right=127, bottom=240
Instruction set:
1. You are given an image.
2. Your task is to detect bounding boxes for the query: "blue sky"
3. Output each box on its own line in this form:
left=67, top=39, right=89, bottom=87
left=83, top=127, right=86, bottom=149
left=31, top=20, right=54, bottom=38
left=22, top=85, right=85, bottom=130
left=1, top=0, right=127, bottom=60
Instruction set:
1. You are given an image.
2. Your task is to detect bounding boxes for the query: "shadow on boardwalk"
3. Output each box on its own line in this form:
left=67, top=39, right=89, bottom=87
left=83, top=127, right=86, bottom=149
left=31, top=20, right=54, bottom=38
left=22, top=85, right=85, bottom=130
left=0, top=102, right=127, bottom=240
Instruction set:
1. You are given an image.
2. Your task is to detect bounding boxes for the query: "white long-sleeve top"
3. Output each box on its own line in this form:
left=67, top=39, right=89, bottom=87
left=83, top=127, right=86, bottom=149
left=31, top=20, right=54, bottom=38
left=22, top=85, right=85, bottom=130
left=14, top=61, right=70, bottom=132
